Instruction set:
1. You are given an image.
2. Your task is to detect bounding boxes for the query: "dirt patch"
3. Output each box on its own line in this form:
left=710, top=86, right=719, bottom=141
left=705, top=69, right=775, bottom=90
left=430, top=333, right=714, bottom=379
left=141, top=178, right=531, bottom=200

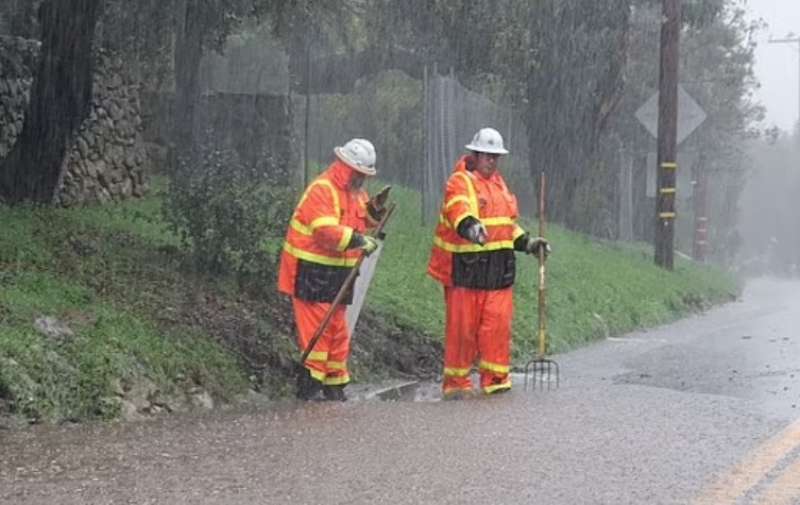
left=171, top=288, right=442, bottom=388
left=175, top=289, right=298, bottom=376
left=351, top=309, right=442, bottom=381
left=52, top=228, right=442, bottom=399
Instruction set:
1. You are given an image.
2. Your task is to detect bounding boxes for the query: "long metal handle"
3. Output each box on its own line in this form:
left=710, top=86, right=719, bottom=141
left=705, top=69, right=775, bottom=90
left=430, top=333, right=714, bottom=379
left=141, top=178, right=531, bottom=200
left=299, top=202, right=396, bottom=365
left=537, top=172, right=548, bottom=358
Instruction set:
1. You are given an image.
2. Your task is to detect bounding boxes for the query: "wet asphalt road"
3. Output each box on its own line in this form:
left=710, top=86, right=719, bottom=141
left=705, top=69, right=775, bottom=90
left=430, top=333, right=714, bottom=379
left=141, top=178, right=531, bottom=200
left=2, top=277, right=800, bottom=505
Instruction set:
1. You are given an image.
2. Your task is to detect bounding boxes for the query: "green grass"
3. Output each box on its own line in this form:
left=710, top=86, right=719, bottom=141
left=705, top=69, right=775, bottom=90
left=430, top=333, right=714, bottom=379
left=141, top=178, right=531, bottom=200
left=0, top=178, right=738, bottom=422
left=62, top=179, right=177, bottom=247
left=365, top=183, right=738, bottom=360
left=0, top=273, right=245, bottom=422
left=0, top=191, right=246, bottom=423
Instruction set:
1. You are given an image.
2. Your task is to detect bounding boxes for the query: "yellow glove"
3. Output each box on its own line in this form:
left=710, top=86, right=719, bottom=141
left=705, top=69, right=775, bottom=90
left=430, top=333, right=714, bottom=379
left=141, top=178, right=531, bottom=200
left=360, top=235, right=379, bottom=256
left=349, top=232, right=380, bottom=256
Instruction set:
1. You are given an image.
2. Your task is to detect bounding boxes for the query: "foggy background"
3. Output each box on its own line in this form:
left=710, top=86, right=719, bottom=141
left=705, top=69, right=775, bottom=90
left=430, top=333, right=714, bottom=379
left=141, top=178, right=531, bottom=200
left=738, top=0, right=800, bottom=276
left=0, top=0, right=797, bottom=275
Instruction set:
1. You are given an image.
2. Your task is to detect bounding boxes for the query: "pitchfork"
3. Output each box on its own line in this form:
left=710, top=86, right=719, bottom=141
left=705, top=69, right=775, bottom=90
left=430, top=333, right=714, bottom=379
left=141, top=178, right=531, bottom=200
left=524, top=172, right=560, bottom=391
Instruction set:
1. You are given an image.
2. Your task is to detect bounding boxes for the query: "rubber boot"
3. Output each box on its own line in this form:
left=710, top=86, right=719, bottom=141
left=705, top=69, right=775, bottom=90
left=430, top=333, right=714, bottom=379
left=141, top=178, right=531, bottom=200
left=484, top=376, right=511, bottom=396
left=322, top=384, right=347, bottom=402
left=296, top=367, right=323, bottom=401
left=442, top=389, right=475, bottom=401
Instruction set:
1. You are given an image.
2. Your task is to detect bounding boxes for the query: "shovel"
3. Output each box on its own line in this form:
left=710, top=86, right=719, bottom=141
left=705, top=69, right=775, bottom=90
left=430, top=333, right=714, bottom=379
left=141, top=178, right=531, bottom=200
left=524, top=172, right=559, bottom=391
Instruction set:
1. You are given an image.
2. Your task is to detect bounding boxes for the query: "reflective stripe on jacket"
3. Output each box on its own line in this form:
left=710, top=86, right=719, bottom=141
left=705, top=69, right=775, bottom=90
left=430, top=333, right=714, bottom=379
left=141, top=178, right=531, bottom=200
left=277, top=160, right=374, bottom=299
left=427, top=155, right=526, bottom=288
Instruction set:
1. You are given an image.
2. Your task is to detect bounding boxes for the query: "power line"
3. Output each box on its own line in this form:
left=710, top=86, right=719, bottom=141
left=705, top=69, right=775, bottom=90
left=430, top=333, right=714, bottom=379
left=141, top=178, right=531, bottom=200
left=769, top=36, right=800, bottom=130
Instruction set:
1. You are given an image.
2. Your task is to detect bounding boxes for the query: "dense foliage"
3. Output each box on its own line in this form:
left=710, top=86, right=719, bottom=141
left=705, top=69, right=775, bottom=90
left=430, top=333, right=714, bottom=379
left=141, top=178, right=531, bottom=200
left=0, top=0, right=764, bottom=269
left=162, top=142, right=292, bottom=291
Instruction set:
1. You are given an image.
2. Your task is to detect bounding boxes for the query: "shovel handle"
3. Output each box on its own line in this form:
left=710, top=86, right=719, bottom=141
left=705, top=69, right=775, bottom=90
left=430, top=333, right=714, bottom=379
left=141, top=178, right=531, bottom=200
left=299, top=202, right=396, bottom=365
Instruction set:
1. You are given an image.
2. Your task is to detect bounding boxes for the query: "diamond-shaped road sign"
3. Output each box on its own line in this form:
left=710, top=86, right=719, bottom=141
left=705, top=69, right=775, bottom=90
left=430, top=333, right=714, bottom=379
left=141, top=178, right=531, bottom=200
left=635, top=84, right=707, bottom=145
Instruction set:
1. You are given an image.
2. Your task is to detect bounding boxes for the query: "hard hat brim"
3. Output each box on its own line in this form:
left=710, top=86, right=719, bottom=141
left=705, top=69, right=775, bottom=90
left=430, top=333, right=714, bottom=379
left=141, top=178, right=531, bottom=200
left=465, top=143, right=509, bottom=155
left=334, top=146, right=377, bottom=176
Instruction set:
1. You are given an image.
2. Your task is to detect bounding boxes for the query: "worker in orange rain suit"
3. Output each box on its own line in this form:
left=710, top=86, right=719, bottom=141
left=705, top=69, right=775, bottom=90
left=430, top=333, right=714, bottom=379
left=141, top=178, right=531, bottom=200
left=427, top=127, right=550, bottom=399
left=278, top=138, right=389, bottom=401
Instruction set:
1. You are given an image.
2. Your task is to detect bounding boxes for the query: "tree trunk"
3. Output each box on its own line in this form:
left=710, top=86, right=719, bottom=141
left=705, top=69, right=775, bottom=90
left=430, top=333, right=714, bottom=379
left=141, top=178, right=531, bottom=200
left=0, top=0, right=101, bottom=204
left=173, top=0, right=204, bottom=163
left=523, top=0, right=630, bottom=234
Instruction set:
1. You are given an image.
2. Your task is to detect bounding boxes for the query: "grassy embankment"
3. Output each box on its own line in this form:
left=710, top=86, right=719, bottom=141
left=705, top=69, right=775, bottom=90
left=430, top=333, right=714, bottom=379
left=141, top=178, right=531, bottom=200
left=0, top=180, right=738, bottom=423
left=370, top=183, right=738, bottom=359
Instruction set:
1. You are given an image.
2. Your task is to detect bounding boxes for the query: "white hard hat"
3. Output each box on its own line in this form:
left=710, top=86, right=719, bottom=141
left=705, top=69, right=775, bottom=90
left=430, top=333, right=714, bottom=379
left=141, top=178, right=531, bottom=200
left=465, top=127, right=509, bottom=155
left=334, top=138, right=376, bottom=176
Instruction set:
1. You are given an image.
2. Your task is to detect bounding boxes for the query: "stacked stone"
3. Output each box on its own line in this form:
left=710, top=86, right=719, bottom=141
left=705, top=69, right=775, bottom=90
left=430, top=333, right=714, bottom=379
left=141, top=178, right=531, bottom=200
left=0, top=36, right=148, bottom=206
left=58, top=50, right=148, bottom=205
left=0, top=36, right=37, bottom=160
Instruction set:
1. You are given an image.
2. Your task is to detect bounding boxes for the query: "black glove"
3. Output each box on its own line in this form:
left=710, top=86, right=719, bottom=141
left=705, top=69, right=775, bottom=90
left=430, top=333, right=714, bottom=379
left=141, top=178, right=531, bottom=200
left=457, top=216, right=488, bottom=245
left=514, top=233, right=551, bottom=257
left=367, top=185, right=392, bottom=222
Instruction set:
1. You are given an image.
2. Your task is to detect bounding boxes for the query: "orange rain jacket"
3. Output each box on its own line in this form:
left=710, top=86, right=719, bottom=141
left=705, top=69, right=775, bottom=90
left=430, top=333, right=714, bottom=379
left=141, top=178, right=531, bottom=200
left=278, top=160, right=376, bottom=301
left=427, top=155, right=527, bottom=289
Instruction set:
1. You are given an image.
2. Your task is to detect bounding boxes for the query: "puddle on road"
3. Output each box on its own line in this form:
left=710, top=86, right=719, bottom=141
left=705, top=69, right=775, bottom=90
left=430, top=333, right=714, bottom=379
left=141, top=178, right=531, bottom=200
left=351, top=372, right=547, bottom=402
left=349, top=381, right=440, bottom=402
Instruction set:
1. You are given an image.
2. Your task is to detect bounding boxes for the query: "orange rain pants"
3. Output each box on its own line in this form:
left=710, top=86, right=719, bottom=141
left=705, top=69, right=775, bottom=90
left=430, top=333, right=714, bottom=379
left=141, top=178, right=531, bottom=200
left=443, top=286, right=513, bottom=395
left=293, top=297, right=351, bottom=386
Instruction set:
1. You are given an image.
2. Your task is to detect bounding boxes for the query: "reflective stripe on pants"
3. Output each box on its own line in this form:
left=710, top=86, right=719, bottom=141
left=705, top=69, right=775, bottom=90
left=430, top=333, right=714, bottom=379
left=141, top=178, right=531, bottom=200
left=293, top=297, right=351, bottom=385
left=442, top=286, right=513, bottom=393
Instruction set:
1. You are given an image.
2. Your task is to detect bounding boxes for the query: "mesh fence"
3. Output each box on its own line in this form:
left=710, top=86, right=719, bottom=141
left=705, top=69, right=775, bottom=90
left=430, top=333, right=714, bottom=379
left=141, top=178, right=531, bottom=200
left=421, top=69, right=532, bottom=223
left=296, top=67, right=535, bottom=224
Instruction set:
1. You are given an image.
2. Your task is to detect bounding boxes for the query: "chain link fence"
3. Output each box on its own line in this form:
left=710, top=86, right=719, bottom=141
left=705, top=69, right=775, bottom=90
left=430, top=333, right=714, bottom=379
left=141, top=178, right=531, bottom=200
left=296, top=66, right=535, bottom=224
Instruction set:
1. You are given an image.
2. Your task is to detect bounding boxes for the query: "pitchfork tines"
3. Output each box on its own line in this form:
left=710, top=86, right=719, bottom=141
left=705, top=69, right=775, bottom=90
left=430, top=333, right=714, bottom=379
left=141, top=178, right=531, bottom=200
left=523, top=354, right=560, bottom=391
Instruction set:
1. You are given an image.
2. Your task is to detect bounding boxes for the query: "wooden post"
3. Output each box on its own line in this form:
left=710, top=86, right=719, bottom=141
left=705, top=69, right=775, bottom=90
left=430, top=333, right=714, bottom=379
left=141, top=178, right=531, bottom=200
left=655, top=0, right=681, bottom=270
left=692, top=154, right=709, bottom=262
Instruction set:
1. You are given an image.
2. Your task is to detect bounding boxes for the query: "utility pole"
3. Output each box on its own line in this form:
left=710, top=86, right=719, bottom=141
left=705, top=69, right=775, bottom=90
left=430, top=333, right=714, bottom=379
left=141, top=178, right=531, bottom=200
left=769, top=36, right=800, bottom=131
left=655, top=0, right=681, bottom=270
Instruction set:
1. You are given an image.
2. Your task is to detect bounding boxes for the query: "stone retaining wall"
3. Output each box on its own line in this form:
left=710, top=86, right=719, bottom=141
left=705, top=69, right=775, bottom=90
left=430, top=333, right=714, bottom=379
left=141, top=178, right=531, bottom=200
left=0, top=35, right=147, bottom=205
